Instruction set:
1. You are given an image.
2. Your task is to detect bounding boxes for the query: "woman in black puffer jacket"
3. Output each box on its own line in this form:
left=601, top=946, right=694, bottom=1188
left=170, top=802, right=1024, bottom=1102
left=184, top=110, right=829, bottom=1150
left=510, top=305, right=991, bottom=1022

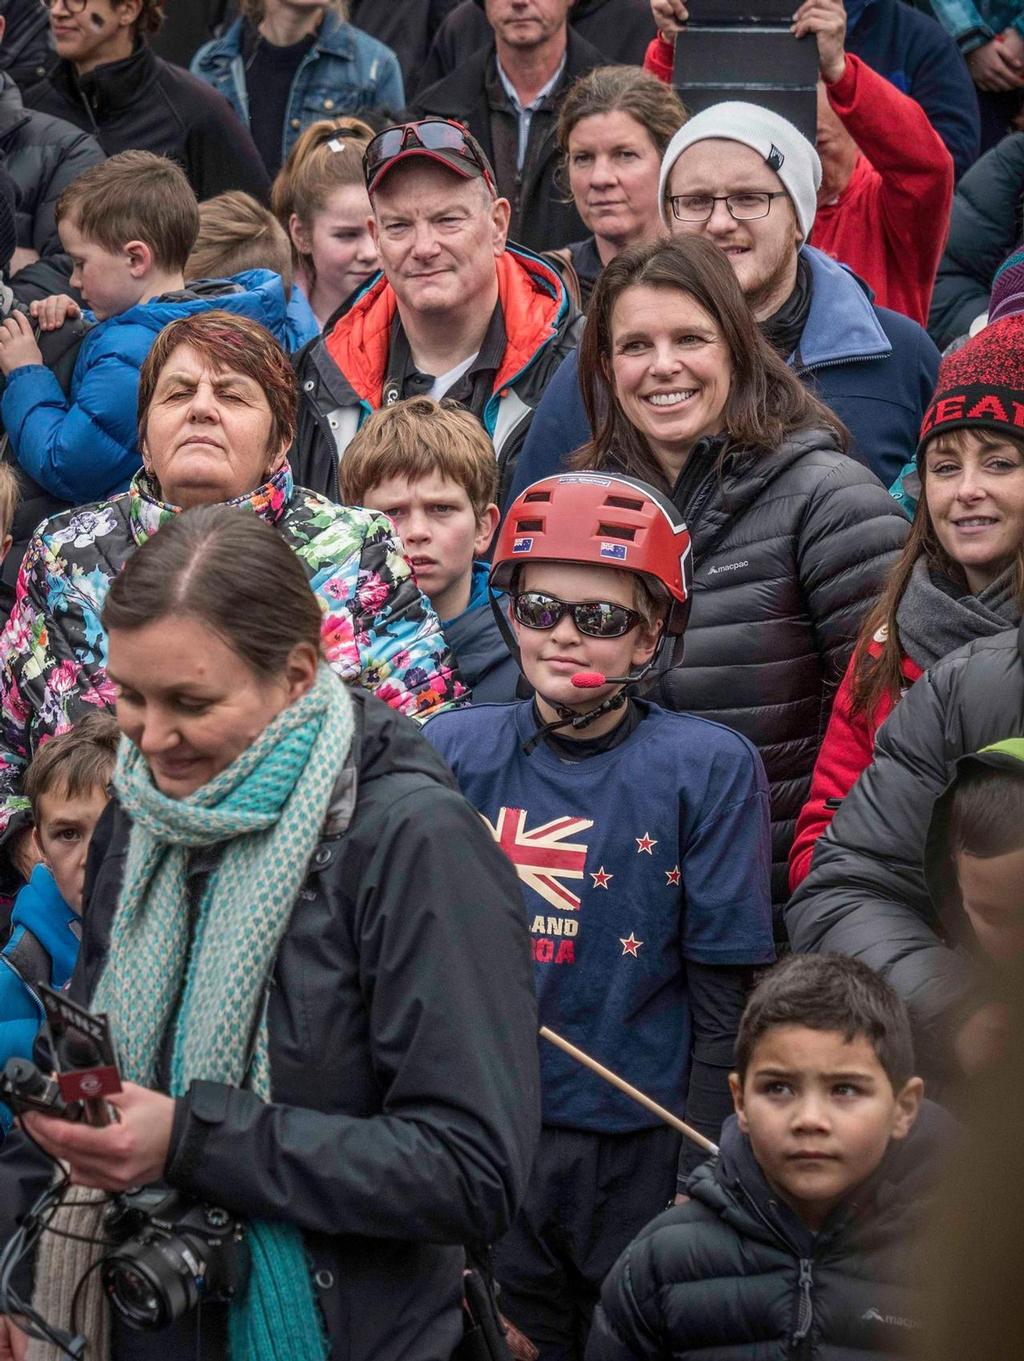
left=575, top=238, right=909, bottom=909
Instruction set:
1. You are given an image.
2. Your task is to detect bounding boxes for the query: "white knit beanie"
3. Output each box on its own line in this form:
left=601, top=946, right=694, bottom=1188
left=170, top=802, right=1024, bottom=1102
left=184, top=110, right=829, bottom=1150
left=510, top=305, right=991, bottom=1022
left=658, top=102, right=822, bottom=239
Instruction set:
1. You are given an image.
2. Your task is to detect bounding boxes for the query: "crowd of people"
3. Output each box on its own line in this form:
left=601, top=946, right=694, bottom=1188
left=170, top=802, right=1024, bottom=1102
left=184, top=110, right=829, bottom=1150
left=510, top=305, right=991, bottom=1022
left=0, top=0, right=1020, bottom=1358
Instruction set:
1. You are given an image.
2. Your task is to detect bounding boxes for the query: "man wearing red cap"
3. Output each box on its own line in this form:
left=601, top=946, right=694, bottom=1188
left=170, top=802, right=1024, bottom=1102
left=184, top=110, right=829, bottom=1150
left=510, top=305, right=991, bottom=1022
left=292, top=118, right=581, bottom=505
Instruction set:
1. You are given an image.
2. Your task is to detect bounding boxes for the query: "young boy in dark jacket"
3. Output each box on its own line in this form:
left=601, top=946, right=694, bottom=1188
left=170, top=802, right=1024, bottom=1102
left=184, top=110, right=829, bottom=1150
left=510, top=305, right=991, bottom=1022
left=426, top=473, right=775, bottom=1355
left=341, top=396, right=518, bottom=703
left=588, top=953, right=952, bottom=1361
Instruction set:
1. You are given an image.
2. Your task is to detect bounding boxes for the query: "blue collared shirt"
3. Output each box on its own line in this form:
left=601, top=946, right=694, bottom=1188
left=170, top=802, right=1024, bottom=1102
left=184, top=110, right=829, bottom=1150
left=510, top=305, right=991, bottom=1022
left=496, top=53, right=567, bottom=170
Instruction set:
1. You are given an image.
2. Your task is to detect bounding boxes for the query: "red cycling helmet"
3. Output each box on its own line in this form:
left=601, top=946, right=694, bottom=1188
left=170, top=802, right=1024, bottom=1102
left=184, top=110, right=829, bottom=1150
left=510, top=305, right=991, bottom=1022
left=491, top=473, right=693, bottom=635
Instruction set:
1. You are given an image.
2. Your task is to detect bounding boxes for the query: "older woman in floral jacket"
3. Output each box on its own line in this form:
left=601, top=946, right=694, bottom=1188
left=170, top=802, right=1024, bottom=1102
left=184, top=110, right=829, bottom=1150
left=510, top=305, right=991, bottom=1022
left=0, top=311, right=461, bottom=876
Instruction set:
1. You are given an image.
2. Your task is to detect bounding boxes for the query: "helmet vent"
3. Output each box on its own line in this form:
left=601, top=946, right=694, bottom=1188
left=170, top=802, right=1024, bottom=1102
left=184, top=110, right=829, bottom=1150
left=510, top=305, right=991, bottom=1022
left=523, top=490, right=552, bottom=503
left=597, top=524, right=637, bottom=541
left=515, top=518, right=544, bottom=532
left=605, top=495, right=645, bottom=511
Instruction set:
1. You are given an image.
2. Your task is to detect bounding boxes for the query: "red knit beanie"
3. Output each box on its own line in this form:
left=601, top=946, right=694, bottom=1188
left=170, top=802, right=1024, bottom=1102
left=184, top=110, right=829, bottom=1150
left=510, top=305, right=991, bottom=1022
left=918, top=315, right=1024, bottom=461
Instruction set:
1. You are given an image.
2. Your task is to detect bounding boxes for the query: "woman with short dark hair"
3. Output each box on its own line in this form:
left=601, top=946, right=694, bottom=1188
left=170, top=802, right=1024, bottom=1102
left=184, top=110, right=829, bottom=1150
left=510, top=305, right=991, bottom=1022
left=0, top=506, right=539, bottom=1361
left=0, top=309, right=460, bottom=885
left=575, top=235, right=909, bottom=907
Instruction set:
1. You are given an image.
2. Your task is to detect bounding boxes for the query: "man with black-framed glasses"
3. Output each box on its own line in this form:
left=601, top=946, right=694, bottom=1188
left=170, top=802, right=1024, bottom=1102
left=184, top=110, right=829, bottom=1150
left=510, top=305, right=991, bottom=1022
left=292, top=117, right=582, bottom=506
left=21, top=0, right=269, bottom=203
left=511, top=97, right=943, bottom=504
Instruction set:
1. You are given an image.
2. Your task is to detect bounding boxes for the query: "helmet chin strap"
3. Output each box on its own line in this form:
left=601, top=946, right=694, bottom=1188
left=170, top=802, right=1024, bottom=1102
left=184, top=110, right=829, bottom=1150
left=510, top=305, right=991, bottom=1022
left=521, top=650, right=666, bottom=755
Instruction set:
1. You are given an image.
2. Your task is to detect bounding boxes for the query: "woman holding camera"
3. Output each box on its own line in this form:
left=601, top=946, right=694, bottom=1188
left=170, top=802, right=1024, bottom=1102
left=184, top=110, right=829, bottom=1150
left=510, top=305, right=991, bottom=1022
left=0, top=508, right=540, bottom=1361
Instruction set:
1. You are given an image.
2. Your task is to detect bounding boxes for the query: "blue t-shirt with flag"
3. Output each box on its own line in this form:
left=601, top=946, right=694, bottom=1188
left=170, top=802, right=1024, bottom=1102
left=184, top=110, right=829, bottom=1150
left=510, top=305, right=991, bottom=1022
left=424, top=699, right=774, bottom=1133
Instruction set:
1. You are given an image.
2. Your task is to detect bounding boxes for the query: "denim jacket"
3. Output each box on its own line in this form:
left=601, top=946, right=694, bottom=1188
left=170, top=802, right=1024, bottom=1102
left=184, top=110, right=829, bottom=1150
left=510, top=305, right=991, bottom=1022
left=190, top=11, right=404, bottom=163
left=927, top=0, right=1024, bottom=51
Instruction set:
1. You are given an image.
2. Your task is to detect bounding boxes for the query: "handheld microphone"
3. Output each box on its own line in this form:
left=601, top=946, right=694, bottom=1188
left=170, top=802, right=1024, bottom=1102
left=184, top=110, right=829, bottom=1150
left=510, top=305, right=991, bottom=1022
left=571, top=671, right=634, bottom=689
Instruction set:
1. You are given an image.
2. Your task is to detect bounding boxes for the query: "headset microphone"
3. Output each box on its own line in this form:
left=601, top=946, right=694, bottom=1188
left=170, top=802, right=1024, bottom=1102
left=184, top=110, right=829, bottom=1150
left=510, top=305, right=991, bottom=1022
left=571, top=672, right=635, bottom=689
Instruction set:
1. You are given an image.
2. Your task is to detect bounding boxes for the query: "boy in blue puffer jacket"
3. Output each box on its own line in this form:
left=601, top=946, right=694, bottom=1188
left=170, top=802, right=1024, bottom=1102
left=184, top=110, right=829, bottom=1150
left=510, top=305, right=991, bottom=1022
left=0, top=150, right=300, bottom=509
left=0, top=713, right=118, bottom=1136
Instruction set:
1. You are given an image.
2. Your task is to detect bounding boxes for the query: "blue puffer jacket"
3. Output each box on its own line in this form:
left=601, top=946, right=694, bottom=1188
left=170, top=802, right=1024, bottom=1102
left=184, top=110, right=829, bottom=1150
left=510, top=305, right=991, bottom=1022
left=191, top=11, right=404, bottom=168
left=845, top=0, right=980, bottom=180
left=1, top=269, right=299, bottom=507
left=443, top=562, right=519, bottom=704
left=508, top=246, right=939, bottom=504
left=0, top=864, right=79, bottom=1136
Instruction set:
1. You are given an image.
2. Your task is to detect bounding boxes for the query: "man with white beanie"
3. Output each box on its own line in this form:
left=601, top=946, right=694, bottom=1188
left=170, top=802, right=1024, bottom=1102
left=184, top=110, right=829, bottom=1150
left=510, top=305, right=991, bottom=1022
left=509, top=97, right=942, bottom=499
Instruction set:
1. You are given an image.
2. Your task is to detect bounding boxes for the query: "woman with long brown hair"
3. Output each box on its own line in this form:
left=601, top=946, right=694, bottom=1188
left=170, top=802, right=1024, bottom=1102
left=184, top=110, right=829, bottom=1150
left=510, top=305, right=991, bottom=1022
left=790, top=317, right=1024, bottom=888
left=271, top=117, right=378, bottom=329
left=574, top=234, right=908, bottom=907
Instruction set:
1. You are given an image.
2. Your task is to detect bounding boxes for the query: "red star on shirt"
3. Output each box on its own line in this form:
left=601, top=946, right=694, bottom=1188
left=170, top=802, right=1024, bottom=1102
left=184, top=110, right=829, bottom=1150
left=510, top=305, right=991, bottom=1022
left=590, top=866, right=613, bottom=889
left=665, top=865, right=681, bottom=886
left=635, top=833, right=657, bottom=855
left=620, top=933, right=643, bottom=957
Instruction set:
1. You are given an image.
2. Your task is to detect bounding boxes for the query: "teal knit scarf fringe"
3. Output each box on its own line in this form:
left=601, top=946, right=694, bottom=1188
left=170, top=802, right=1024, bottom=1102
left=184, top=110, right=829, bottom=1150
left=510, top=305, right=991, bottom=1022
left=93, top=663, right=355, bottom=1361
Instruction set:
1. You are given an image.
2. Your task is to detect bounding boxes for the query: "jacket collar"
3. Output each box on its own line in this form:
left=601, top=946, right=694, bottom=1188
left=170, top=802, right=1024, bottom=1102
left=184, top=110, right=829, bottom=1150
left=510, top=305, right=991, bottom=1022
left=127, top=463, right=294, bottom=547
left=322, top=244, right=568, bottom=409
left=796, top=244, right=892, bottom=370
left=49, top=41, right=157, bottom=115
left=692, top=1099, right=956, bottom=1252
left=225, top=10, right=355, bottom=63
left=9, top=864, right=81, bottom=983
left=0, top=74, right=29, bottom=143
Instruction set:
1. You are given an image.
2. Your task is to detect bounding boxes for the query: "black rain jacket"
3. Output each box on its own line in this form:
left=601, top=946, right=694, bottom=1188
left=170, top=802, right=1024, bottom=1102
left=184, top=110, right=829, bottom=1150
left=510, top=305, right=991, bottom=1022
left=786, top=624, right=1024, bottom=1082
left=22, top=42, right=270, bottom=204
left=0, top=73, right=103, bottom=259
left=0, top=687, right=542, bottom=1361
left=928, top=132, right=1024, bottom=349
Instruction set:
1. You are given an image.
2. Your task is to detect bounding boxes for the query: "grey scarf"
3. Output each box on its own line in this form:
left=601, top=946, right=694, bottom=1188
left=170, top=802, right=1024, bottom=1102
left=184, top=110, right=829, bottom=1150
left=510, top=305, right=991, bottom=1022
left=896, top=557, right=1020, bottom=670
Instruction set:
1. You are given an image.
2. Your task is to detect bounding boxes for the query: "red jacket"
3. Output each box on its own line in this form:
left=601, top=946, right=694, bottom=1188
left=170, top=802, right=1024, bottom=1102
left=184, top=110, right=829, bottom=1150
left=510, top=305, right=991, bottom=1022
left=788, top=636, right=923, bottom=891
left=810, top=55, right=953, bottom=326
left=644, top=39, right=952, bottom=327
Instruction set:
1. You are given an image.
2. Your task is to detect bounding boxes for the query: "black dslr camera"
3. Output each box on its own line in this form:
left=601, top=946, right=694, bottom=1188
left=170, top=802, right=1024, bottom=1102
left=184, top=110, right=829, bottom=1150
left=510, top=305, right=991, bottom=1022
left=101, top=1187, right=250, bottom=1331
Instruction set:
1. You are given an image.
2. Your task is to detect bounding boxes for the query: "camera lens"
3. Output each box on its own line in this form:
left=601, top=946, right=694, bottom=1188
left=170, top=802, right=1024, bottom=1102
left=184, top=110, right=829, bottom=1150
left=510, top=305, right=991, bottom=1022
left=103, top=1261, right=166, bottom=1329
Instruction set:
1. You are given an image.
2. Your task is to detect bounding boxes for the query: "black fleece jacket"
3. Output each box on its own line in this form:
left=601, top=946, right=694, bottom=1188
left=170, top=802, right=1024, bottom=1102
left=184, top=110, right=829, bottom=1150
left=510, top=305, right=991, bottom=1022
left=22, top=43, right=270, bottom=203
left=588, top=1102, right=955, bottom=1361
left=0, top=688, right=541, bottom=1361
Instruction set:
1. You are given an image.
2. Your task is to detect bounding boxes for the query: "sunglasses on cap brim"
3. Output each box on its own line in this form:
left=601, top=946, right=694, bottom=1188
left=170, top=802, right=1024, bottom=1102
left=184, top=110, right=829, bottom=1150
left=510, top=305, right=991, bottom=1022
left=363, top=119, right=496, bottom=195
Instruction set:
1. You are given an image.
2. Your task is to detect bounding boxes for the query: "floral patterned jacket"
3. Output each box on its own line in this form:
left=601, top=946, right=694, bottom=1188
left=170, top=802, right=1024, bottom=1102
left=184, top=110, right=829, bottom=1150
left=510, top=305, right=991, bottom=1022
left=0, top=464, right=462, bottom=848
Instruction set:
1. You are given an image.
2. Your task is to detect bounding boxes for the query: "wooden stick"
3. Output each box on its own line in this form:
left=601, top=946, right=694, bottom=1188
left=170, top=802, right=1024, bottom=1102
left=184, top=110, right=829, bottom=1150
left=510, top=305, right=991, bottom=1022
left=539, top=1026, right=719, bottom=1155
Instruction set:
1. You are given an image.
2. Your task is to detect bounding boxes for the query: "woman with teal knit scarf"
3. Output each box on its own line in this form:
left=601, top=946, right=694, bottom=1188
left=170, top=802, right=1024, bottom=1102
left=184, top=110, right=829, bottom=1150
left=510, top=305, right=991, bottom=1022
left=0, top=507, right=540, bottom=1361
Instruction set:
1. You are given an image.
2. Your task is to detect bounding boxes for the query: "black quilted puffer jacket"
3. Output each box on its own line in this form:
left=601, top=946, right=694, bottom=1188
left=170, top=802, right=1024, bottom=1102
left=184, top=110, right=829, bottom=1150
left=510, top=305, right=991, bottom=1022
left=643, top=428, right=909, bottom=910
left=588, top=1103, right=953, bottom=1361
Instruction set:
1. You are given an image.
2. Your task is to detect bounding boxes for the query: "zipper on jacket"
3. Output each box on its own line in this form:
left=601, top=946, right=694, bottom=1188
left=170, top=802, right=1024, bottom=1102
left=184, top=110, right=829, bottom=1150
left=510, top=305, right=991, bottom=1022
left=790, top=1258, right=814, bottom=1352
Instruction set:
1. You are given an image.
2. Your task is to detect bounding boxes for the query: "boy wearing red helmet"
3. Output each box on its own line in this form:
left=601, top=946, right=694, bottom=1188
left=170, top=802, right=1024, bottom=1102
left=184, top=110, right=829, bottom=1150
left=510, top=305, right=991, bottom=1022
left=424, top=472, right=775, bottom=1358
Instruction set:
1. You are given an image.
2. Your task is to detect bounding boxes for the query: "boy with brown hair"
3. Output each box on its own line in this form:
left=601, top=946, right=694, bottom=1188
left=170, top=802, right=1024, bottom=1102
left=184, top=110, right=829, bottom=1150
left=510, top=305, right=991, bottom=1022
left=0, top=712, right=119, bottom=1135
left=589, top=954, right=951, bottom=1361
left=342, top=396, right=517, bottom=701
left=186, top=190, right=319, bottom=352
left=0, top=150, right=296, bottom=508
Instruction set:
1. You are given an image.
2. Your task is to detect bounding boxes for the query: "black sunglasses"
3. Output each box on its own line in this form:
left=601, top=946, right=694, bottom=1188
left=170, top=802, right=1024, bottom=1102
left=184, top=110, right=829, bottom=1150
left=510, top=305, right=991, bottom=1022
left=364, top=119, right=494, bottom=191
left=511, top=592, right=643, bottom=639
